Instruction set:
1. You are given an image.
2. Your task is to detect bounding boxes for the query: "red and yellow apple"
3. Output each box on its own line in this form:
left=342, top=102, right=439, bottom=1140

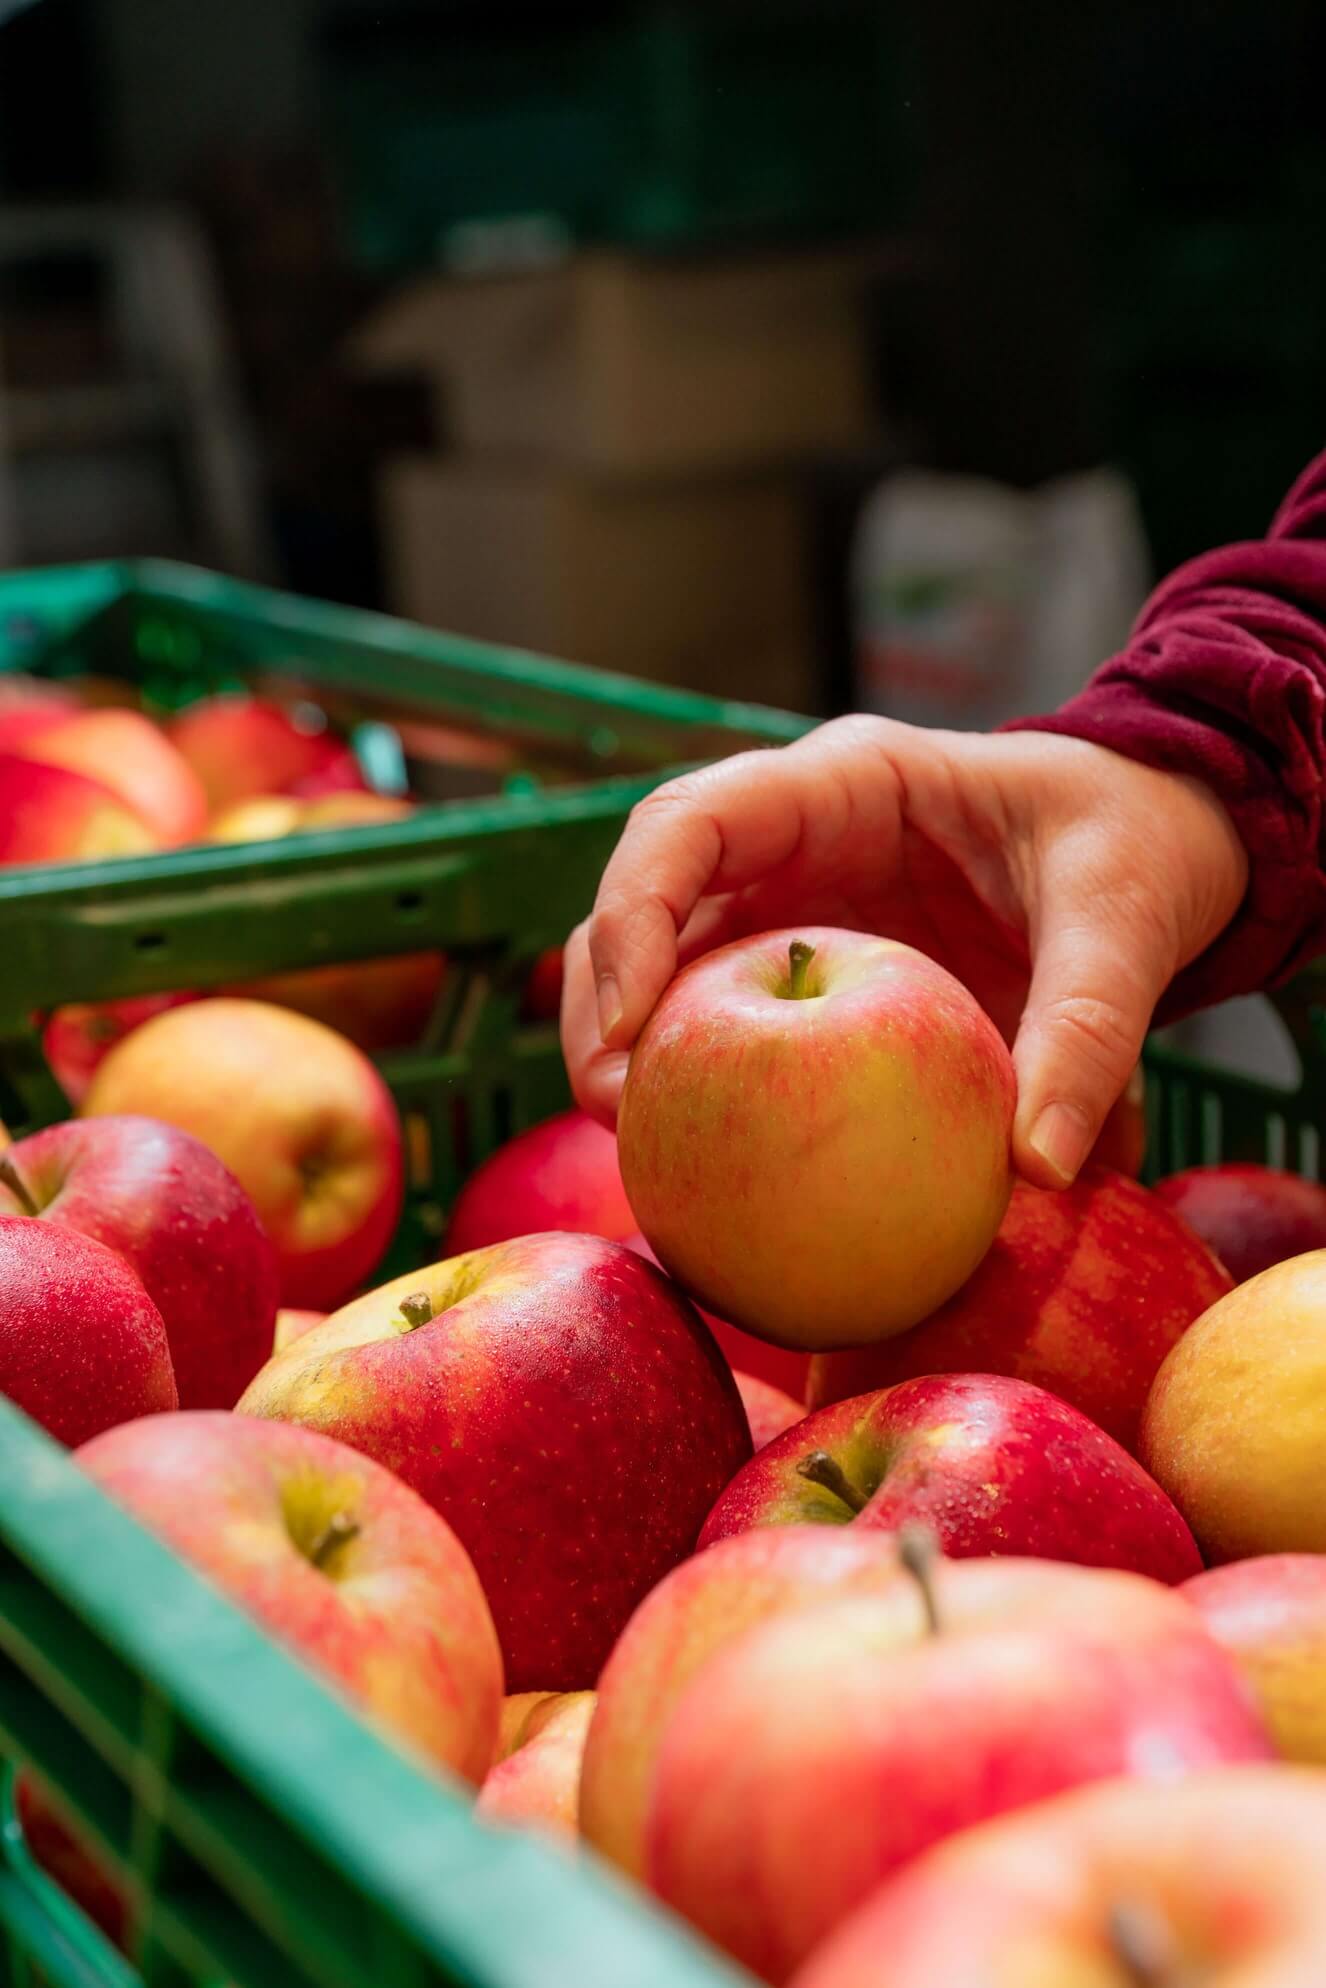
left=735, top=1372, right=806, bottom=1451
left=43, top=992, right=198, bottom=1106
left=0, top=753, right=159, bottom=866
left=9, top=708, right=207, bottom=845
left=445, top=1109, right=638, bottom=1255
left=809, top=1168, right=1232, bottom=1449
left=1183, top=1555, right=1326, bottom=1764
left=625, top=1231, right=810, bottom=1401
left=699, top=1372, right=1201, bottom=1584
left=81, top=998, right=404, bottom=1310
left=478, top=1691, right=596, bottom=1841
left=238, top=1233, right=751, bottom=1692
left=1156, top=1161, right=1326, bottom=1285
left=168, top=695, right=366, bottom=814
left=618, top=929, right=1015, bottom=1350
left=273, top=1307, right=326, bottom=1353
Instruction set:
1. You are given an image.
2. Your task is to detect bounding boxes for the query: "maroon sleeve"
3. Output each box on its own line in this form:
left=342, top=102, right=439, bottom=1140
left=1008, top=448, right=1326, bottom=1017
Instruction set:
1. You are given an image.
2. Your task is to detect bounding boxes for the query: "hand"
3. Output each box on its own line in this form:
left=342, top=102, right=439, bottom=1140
left=560, top=716, right=1248, bottom=1188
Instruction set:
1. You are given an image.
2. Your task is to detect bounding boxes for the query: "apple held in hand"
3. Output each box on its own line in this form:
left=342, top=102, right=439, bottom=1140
left=238, top=1233, right=751, bottom=1692
left=446, top=1109, right=638, bottom=1255
left=791, top=1768, right=1326, bottom=1988
left=478, top=1691, right=596, bottom=1842
left=645, top=1552, right=1271, bottom=1983
left=0, top=1216, right=176, bottom=1444
left=618, top=929, right=1014, bottom=1350
left=79, top=1412, right=503, bottom=1781
left=81, top=998, right=404, bottom=1311
left=1155, top=1162, right=1326, bottom=1285
left=1183, top=1555, right=1326, bottom=1764
left=809, top=1168, right=1232, bottom=1448
left=0, top=1116, right=278, bottom=1410
left=699, top=1372, right=1201, bottom=1584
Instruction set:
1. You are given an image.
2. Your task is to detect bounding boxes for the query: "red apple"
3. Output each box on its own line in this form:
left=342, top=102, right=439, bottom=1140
left=699, top=1373, right=1201, bottom=1584
left=0, top=1116, right=279, bottom=1410
left=646, top=1556, right=1271, bottom=1982
left=1183, top=1555, right=1326, bottom=1764
left=735, top=1372, right=806, bottom=1451
left=11, top=709, right=208, bottom=845
left=580, top=1526, right=932, bottom=1882
left=0, top=1215, right=176, bottom=1444
left=618, top=929, right=1015, bottom=1350
left=168, top=695, right=363, bottom=814
left=14, top=1777, right=128, bottom=1949
left=1156, top=1162, right=1326, bottom=1284
left=0, top=753, right=160, bottom=866
left=1088, top=1063, right=1147, bottom=1176
left=237, top=1233, right=752, bottom=1692
left=446, top=1109, right=638, bottom=1255
left=81, top=998, right=405, bottom=1311
left=790, top=1767, right=1326, bottom=1988
left=624, top=1231, right=810, bottom=1401
left=78, top=1411, right=503, bottom=1781
left=43, top=992, right=198, bottom=1106
left=809, top=1168, right=1232, bottom=1449
left=522, top=946, right=565, bottom=1022
left=477, top=1691, right=596, bottom=1842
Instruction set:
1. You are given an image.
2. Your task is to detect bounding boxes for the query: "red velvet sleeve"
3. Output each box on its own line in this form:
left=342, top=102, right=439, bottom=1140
left=1008, top=449, right=1326, bottom=1017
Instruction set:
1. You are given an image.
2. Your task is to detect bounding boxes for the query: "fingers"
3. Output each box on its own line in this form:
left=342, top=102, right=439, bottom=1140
left=561, top=922, right=631, bottom=1126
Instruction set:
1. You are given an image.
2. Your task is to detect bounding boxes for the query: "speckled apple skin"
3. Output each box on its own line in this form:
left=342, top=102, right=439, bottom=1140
left=1183, top=1555, right=1326, bottom=1765
left=618, top=929, right=1015, bottom=1350
left=0, top=1116, right=279, bottom=1410
left=238, top=1233, right=752, bottom=1692
left=700, top=1372, right=1202, bottom=1585
left=1156, top=1163, right=1326, bottom=1286
left=624, top=1232, right=810, bottom=1400
left=809, top=1168, right=1232, bottom=1449
left=78, top=1411, right=503, bottom=1783
left=0, top=1215, right=176, bottom=1444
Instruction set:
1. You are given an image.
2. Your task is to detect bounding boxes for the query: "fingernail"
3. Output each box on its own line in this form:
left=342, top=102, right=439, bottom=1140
left=1028, top=1101, right=1093, bottom=1185
left=597, top=974, right=623, bottom=1045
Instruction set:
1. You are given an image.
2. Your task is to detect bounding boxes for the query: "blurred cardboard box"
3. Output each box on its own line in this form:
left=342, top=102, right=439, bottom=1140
left=351, top=248, right=879, bottom=478
left=381, top=458, right=816, bottom=711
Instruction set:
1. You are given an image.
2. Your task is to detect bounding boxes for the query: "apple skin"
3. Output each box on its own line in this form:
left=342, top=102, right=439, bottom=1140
left=0, top=752, right=159, bottom=866
left=1087, top=1062, right=1147, bottom=1176
left=735, top=1372, right=806, bottom=1452
left=446, top=1109, right=638, bottom=1255
left=624, top=1232, right=810, bottom=1401
left=237, top=1233, right=752, bottom=1692
left=699, top=1373, right=1202, bottom=1584
left=10, top=708, right=208, bottom=845
left=477, top=1691, right=596, bottom=1842
left=78, top=1411, right=503, bottom=1780
left=1142, top=1252, right=1326, bottom=1561
left=790, top=1767, right=1326, bottom=1988
left=618, top=928, right=1015, bottom=1350
left=645, top=1560, right=1272, bottom=1983
left=580, top=1526, right=924, bottom=1883
left=81, top=998, right=405, bottom=1312
left=1155, top=1162, right=1326, bottom=1285
left=0, top=1215, right=177, bottom=1445
left=809, top=1168, right=1232, bottom=1449
left=167, top=696, right=364, bottom=813
left=43, top=993, right=199, bottom=1107
left=1182, top=1555, right=1326, bottom=1765
left=0, top=1116, right=279, bottom=1411
left=273, top=1307, right=326, bottom=1353
left=522, top=947, right=565, bottom=1022
left=15, top=1777, right=129, bottom=1950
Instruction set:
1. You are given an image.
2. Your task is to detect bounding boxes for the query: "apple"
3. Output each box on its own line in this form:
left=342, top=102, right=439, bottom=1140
left=10, top=709, right=208, bottom=845
left=624, top=1232, right=810, bottom=1401
left=1183, top=1555, right=1326, bottom=1764
left=736, top=1372, right=806, bottom=1452
left=77, top=1411, right=503, bottom=1781
left=618, top=928, right=1015, bottom=1351
left=445, top=1109, right=638, bottom=1255
left=237, top=1233, right=752, bottom=1692
left=809, top=1168, right=1232, bottom=1449
left=790, top=1767, right=1326, bottom=1988
left=42, top=992, right=198, bottom=1106
left=81, top=998, right=404, bottom=1311
left=1142, top=1252, right=1326, bottom=1561
left=522, top=947, right=565, bottom=1022
left=645, top=1553, right=1272, bottom=1982
left=580, top=1525, right=933, bottom=1883
left=1088, top=1063, right=1147, bottom=1176
left=14, top=1777, right=129, bottom=1949
left=0, top=1215, right=176, bottom=1445
left=477, top=1691, right=596, bottom=1842
left=168, top=695, right=366, bottom=813
left=699, top=1373, right=1201, bottom=1584
left=0, top=1116, right=279, bottom=1410
left=273, top=1307, right=326, bottom=1353
left=1155, top=1162, right=1326, bottom=1285
left=0, top=753, right=159, bottom=866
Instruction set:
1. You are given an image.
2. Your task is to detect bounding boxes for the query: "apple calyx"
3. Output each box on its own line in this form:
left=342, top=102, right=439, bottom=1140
left=795, top=1448, right=868, bottom=1516
left=305, top=1511, right=360, bottom=1573
left=0, top=1155, right=38, bottom=1218
left=1107, top=1899, right=1195, bottom=1988
left=398, top=1291, right=434, bottom=1331
left=896, top=1523, right=943, bottom=1636
left=786, top=940, right=817, bottom=1000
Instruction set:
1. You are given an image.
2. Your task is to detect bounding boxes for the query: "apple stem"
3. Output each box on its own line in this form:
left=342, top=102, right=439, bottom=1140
left=398, top=1291, right=434, bottom=1331
left=1107, top=1900, right=1188, bottom=1988
left=795, top=1448, right=868, bottom=1515
left=897, top=1523, right=943, bottom=1635
left=787, top=940, right=816, bottom=1000
left=307, top=1512, right=360, bottom=1572
left=0, top=1156, right=38, bottom=1218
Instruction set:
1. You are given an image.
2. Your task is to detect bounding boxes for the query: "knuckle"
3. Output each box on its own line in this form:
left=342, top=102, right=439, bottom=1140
left=1039, top=990, right=1140, bottom=1073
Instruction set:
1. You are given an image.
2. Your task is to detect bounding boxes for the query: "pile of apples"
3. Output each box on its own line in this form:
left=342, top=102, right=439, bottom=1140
left=8, top=916, right=1326, bottom=1985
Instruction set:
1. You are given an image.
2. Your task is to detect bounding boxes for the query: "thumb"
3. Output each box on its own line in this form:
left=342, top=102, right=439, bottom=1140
left=1012, top=884, right=1174, bottom=1189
